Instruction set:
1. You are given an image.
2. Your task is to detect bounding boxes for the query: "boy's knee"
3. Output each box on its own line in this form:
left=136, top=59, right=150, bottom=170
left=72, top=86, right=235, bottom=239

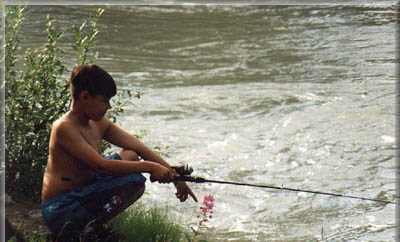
left=125, top=183, right=145, bottom=204
left=138, top=184, right=145, bottom=196
left=118, top=150, right=140, bottom=161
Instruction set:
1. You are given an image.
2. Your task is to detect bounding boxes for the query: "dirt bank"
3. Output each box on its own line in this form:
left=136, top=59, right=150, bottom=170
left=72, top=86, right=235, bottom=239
left=5, top=196, right=49, bottom=241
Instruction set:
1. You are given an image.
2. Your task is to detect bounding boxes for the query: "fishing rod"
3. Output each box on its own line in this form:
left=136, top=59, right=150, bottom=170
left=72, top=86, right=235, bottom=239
left=171, top=164, right=397, bottom=205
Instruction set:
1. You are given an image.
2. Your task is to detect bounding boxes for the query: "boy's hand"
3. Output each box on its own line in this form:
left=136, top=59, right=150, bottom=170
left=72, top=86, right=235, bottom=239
left=175, top=181, right=197, bottom=202
left=149, top=163, right=174, bottom=183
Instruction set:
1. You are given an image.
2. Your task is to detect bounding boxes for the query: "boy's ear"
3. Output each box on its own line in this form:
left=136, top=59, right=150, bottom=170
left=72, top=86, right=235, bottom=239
left=78, top=91, right=90, bottom=102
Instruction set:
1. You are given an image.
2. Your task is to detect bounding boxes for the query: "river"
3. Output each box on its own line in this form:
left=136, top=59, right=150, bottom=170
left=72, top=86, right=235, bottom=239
left=18, top=4, right=396, bottom=241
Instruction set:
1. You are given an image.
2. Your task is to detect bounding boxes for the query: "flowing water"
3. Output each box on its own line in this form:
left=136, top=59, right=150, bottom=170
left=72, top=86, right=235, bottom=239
left=19, top=4, right=396, bottom=241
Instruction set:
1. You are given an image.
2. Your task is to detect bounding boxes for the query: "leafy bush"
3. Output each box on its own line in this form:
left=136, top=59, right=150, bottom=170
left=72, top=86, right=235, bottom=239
left=5, top=6, right=105, bottom=202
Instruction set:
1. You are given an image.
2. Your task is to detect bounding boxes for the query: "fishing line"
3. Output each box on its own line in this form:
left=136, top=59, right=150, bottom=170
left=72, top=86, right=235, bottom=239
left=172, top=165, right=397, bottom=205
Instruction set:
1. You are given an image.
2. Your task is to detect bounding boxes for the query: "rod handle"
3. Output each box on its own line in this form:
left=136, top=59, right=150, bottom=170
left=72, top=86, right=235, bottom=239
left=174, top=175, right=206, bottom=183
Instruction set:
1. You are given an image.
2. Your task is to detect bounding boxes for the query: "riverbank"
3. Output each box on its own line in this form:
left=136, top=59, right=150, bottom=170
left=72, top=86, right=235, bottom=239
left=4, top=195, right=195, bottom=242
left=5, top=195, right=49, bottom=241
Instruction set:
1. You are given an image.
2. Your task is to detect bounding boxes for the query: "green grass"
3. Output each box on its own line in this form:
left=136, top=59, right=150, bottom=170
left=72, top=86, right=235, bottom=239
left=8, top=203, right=208, bottom=242
left=108, top=203, right=190, bottom=242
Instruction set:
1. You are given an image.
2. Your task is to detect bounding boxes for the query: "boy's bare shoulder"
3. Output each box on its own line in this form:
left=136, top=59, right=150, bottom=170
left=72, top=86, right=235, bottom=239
left=50, top=115, right=78, bottom=138
left=52, top=115, right=72, bottom=129
left=51, top=115, right=113, bottom=136
left=96, top=116, right=114, bottom=132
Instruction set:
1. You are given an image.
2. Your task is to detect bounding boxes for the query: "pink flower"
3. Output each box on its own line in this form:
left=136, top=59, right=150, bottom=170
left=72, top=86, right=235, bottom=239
left=202, top=195, right=215, bottom=210
left=192, top=194, right=216, bottom=239
left=198, top=195, right=215, bottom=223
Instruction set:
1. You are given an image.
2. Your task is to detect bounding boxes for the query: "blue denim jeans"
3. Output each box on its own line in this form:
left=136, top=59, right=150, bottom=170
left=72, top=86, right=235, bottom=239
left=41, top=153, right=146, bottom=234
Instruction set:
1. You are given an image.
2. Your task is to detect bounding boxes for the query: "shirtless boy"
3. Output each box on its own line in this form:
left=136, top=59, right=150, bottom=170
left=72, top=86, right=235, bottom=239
left=41, top=64, right=197, bottom=239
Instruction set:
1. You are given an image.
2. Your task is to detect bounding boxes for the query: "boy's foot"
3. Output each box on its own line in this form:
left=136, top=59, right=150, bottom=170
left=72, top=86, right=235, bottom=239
left=81, top=222, right=120, bottom=242
left=54, top=222, right=80, bottom=242
left=54, top=222, right=120, bottom=242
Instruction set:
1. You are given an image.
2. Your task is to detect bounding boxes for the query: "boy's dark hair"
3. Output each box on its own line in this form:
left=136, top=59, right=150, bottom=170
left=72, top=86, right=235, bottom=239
left=70, top=64, right=117, bottom=100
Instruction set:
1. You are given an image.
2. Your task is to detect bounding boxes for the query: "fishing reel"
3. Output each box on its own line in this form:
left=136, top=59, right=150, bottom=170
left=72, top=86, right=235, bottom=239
left=151, top=163, right=204, bottom=183
left=172, top=164, right=205, bottom=183
left=171, top=164, right=193, bottom=176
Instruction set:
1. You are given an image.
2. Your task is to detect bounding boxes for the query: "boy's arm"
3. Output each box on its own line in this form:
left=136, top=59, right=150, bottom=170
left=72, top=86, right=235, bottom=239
left=103, top=119, right=172, bottom=168
left=103, top=118, right=198, bottom=202
left=55, top=122, right=173, bottom=183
